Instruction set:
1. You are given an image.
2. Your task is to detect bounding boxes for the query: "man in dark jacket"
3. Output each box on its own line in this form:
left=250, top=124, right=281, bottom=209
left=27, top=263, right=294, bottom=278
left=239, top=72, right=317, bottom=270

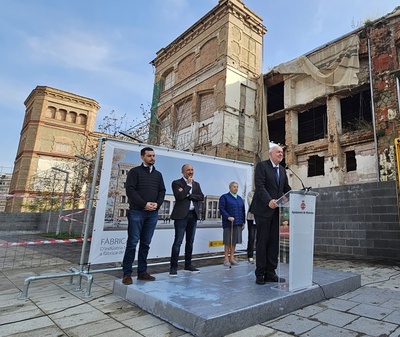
left=250, top=143, right=291, bottom=285
left=169, top=164, right=204, bottom=277
left=122, top=147, right=166, bottom=285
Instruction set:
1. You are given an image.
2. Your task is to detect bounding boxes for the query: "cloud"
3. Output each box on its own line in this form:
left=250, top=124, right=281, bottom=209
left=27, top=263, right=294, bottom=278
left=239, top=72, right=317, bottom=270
left=27, top=31, right=111, bottom=72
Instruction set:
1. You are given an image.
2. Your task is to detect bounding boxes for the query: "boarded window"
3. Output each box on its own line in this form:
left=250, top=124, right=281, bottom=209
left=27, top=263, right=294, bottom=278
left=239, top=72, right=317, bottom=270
left=163, top=69, right=175, bottom=91
left=199, top=92, right=214, bottom=121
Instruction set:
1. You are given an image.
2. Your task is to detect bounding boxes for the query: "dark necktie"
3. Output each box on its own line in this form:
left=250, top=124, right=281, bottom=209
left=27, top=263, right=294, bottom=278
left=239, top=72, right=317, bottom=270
left=274, top=167, right=279, bottom=186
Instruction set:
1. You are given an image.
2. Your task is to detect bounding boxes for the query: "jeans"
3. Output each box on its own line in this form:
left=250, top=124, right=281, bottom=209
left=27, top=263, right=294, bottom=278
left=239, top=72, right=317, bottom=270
left=170, top=211, right=198, bottom=269
left=122, top=209, right=158, bottom=276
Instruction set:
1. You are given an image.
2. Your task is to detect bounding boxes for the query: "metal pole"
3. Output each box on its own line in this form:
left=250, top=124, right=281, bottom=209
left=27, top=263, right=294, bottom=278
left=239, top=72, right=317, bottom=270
left=79, top=137, right=106, bottom=272
left=52, top=167, right=69, bottom=235
left=75, top=154, right=94, bottom=237
left=367, top=38, right=380, bottom=181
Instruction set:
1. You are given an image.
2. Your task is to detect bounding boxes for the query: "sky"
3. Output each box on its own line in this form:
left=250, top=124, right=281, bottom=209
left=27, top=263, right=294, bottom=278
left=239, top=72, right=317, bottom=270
left=1, top=0, right=399, bottom=170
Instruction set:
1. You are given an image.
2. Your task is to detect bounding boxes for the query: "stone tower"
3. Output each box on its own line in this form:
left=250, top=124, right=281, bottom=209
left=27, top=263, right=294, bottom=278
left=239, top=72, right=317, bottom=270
left=6, top=86, right=99, bottom=212
left=149, top=0, right=266, bottom=162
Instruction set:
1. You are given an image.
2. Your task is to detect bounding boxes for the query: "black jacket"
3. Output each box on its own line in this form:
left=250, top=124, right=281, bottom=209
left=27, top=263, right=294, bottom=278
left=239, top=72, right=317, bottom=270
left=170, top=177, right=204, bottom=220
left=126, top=164, right=166, bottom=210
left=250, top=159, right=291, bottom=218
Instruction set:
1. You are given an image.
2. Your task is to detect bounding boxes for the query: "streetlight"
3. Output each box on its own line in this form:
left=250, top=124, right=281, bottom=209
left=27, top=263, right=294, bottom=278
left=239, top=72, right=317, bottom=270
left=51, top=167, right=69, bottom=235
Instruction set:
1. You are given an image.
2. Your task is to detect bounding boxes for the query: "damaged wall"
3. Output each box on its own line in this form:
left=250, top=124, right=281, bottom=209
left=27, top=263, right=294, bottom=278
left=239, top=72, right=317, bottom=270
left=265, top=7, right=400, bottom=188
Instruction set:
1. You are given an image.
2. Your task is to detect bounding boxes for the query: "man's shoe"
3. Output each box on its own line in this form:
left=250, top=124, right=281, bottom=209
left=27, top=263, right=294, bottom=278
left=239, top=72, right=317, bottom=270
left=264, top=274, right=285, bottom=283
left=256, top=275, right=265, bottom=285
left=230, top=259, right=239, bottom=265
left=122, top=275, right=133, bottom=285
left=248, top=257, right=254, bottom=264
left=137, top=272, right=156, bottom=281
left=184, top=265, right=200, bottom=273
left=169, top=269, right=177, bottom=277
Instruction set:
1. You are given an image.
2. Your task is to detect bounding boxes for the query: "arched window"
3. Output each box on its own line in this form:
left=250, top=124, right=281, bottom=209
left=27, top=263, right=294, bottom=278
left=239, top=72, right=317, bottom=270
left=163, top=68, right=175, bottom=91
left=177, top=53, right=195, bottom=83
left=78, top=114, right=87, bottom=125
left=46, top=106, right=56, bottom=119
left=58, top=109, right=67, bottom=121
left=69, top=111, right=77, bottom=123
left=200, top=37, right=218, bottom=68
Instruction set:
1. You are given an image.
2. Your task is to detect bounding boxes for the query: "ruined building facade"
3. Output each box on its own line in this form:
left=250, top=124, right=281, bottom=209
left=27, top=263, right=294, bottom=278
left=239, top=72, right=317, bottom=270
left=6, top=86, right=100, bottom=212
left=266, top=8, right=400, bottom=190
left=149, top=1, right=400, bottom=192
left=149, top=0, right=266, bottom=163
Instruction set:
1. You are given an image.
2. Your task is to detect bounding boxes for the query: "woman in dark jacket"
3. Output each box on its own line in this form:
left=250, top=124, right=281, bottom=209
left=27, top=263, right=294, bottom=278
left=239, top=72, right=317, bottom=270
left=219, top=181, right=245, bottom=266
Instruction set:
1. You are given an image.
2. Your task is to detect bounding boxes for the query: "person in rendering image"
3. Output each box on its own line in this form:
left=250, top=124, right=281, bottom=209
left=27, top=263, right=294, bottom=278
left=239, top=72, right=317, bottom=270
left=219, top=181, right=245, bottom=267
left=250, top=143, right=291, bottom=285
left=121, top=147, right=166, bottom=285
left=169, top=164, right=204, bottom=277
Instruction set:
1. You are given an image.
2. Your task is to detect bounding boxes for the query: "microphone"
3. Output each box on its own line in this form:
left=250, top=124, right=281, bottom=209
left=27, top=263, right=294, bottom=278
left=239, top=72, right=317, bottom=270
left=285, top=165, right=312, bottom=193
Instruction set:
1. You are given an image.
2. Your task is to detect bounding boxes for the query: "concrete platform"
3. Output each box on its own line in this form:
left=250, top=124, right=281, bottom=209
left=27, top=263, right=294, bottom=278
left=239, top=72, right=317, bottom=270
left=113, top=262, right=361, bottom=337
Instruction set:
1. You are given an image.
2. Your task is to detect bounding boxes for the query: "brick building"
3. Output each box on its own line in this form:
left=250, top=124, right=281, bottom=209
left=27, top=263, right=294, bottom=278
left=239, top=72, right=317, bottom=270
left=6, top=86, right=100, bottom=212
left=265, top=7, right=400, bottom=190
left=149, top=0, right=266, bottom=163
left=149, top=0, right=400, bottom=191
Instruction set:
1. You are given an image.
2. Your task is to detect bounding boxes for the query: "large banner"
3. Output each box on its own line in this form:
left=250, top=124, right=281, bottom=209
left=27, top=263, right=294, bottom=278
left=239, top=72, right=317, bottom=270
left=88, top=139, right=254, bottom=265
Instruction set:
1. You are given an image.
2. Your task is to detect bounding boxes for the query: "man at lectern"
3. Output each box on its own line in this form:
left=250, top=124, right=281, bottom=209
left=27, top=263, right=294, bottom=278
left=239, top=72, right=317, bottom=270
left=250, top=143, right=291, bottom=285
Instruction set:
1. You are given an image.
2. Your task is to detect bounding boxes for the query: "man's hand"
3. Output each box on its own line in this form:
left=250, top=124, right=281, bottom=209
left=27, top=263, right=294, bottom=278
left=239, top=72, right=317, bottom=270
left=187, top=176, right=193, bottom=184
left=144, top=202, right=158, bottom=211
left=268, top=199, right=278, bottom=209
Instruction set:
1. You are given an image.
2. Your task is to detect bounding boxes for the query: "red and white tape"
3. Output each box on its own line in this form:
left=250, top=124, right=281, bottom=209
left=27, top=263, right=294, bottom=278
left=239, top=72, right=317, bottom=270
left=0, top=237, right=91, bottom=247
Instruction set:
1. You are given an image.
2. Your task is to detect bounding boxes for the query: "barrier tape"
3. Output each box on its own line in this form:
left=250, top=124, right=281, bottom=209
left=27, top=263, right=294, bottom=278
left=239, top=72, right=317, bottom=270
left=0, top=193, right=93, bottom=201
left=60, top=209, right=87, bottom=224
left=0, top=237, right=91, bottom=247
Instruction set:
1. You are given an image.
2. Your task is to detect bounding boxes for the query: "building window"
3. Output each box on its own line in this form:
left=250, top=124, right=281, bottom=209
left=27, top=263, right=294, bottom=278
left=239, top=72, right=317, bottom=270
left=78, top=114, right=87, bottom=125
left=46, top=106, right=56, bottom=119
left=307, top=155, right=324, bottom=177
left=163, top=69, right=175, bottom=91
left=199, top=92, right=215, bottom=121
left=341, top=90, right=372, bottom=132
left=267, top=82, right=284, bottom=114
left=298, top=105, right=327, bottom=144
left=69, top=112, right=77, bottom=123
left=158, top=200, right=171, bottom=220
left=121, top=195, right=126, bottom=203
left=346, top=150, right=357, bottom=172
left=176, top=98, right=192, bottom=129
left=268, top=118, right=285, bottom=146
left=207, top=200, right=219, bottom=219
left=58, top=109, right=67, bottom=121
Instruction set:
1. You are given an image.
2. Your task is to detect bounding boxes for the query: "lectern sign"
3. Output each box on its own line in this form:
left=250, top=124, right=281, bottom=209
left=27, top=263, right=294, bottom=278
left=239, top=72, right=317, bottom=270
left=277, top=189, right=318, bottom=292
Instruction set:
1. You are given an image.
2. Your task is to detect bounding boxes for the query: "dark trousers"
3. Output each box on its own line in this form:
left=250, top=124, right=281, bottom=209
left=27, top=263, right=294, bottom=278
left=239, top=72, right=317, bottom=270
left=170, top=210, right=198, bottom=269
left=254, top=211, right=279, bottom=277
left=247, top=219, right=257, bottom=258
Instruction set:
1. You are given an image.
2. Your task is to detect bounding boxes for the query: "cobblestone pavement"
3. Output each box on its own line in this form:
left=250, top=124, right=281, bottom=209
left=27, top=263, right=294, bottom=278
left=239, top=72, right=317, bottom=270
left=0, top=236, right=399, bottom=336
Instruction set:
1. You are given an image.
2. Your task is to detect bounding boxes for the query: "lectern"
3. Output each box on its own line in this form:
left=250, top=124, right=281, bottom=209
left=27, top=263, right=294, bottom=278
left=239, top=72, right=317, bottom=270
left=276, top=189, right=319, bottom=292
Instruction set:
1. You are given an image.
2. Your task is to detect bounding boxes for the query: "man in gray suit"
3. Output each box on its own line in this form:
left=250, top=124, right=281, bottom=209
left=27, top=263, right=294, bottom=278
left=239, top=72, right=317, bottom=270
left=250, top=144, right=291, bottom=285
left=169, top=164, right=204, bottom=277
